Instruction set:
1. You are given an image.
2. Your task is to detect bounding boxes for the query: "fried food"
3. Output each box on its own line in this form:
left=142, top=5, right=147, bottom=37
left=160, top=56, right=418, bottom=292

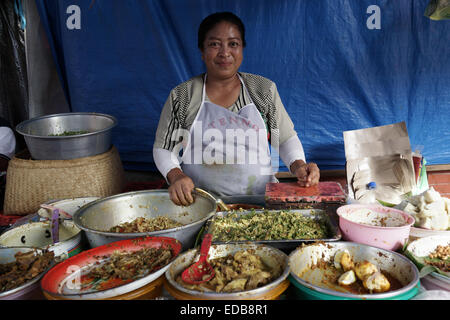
left=0, top=250, right=54, bottom=292
left=424, top=244, right=450, bottom=272
left=109, top=216, right=183, bottom=233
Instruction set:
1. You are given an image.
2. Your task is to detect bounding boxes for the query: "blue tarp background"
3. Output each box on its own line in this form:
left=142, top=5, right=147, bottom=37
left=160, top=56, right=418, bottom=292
left=35, top=0, right=450, bottom=172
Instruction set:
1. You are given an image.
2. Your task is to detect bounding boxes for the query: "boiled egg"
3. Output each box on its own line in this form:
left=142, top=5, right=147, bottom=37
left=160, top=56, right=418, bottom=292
left=362, top=272, right=391, bottom=293
left=338, top=270, right=357, bottom=286
left=354, top=260, right=378, bottom=281
left=334, top=250, right=354, bottom=271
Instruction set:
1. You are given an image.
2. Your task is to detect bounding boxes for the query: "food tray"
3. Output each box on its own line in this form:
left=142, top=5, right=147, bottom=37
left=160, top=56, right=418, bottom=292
left=219, top=195, right=266, bottom=207
left=203, top=209, right=341, bottom=252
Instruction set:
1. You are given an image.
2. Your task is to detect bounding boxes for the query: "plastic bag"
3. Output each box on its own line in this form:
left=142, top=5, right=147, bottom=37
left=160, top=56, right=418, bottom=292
left=425, top=0, right=450, bottom=20
left=0, top=0, right=28, bottom=135
left=412, top=289, right=450, bottom=300
left=416, top=157, right=430, bottom=195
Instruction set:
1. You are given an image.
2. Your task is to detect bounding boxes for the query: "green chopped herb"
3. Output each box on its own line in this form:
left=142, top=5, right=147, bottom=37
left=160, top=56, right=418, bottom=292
left=49, top=130, right=90, bottom=136
left=211, top=210, right=330, bottom=241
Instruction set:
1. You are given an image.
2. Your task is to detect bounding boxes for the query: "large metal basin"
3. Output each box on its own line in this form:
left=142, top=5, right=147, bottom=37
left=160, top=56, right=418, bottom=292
left=165, top=243, right=290, bottom=300
left=72, top=189, right=221, bottom=250
left=16, top=112, right=117, bottom=160
left=289, top=241, right=420, bottom=300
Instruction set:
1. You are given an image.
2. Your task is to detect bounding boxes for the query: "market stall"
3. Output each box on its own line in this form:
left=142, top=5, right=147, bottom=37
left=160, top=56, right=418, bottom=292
left=0, top=121, right=448, bottom=300
left=1, top=0, right=449, bottom=303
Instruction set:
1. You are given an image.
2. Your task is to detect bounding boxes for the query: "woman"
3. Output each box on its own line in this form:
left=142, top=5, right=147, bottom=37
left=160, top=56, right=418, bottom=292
left=153, top=12, right=320, bottom=206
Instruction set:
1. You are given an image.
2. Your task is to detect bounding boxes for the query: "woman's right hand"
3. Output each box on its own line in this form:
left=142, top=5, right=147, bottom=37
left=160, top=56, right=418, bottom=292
left=167, top=168, right=195, bottom=206
left=290, top=160, right=320, bottom=188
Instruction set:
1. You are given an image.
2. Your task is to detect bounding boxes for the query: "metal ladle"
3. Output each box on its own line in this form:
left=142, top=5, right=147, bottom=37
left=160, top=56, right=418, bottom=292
left=193, top=188, right=229, bottom=211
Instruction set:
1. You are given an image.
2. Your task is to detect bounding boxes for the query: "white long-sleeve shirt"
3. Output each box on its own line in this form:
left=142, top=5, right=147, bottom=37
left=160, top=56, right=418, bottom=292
left=153, top=72, right=306, bottom=181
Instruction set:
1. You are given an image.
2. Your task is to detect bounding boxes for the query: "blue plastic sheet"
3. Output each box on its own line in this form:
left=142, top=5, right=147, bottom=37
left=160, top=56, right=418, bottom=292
left=35, top=0, right=450, bottom=171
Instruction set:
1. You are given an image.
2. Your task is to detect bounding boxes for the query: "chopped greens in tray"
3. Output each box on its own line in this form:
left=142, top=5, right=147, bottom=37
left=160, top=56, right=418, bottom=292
left=210, top=209, right=330, bottom=242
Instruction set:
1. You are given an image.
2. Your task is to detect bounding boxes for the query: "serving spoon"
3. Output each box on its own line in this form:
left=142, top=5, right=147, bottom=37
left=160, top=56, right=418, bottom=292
left=181, top=233, right=215, bottom=284
left=40, top=204, right=72, bottom=219
left=51, top=208, right=60, bottom=244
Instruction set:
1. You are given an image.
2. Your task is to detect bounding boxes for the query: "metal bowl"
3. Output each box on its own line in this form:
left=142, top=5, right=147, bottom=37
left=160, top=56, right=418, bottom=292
left=72, top=189, right=222, bottom=250
left=16, top=112, right=117, bottom=160
left=289, top=241, right=420, bottom=300
left=164, top=243, right=290, bottom=300
left=0, top=220, right=82, bottom=261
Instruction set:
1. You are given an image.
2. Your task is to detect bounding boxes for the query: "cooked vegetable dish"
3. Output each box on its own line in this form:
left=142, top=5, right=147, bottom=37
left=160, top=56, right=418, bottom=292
left=177, top=250, right=281, bottom=293
left=109, top=216, right=183, bottom=233
left=210, top=210, right=330, bottom=241
left=86, top=247, right=173, bottom=281
left=0, top=250, right=54, bottom=292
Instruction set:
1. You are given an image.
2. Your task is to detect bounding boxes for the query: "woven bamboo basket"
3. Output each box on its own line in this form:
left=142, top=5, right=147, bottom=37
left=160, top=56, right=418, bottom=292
left=3, top=146, right=125, bottom=216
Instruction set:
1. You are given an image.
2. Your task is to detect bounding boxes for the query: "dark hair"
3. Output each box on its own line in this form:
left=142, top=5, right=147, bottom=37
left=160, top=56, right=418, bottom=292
left=198, top=12, right=246, bottom=50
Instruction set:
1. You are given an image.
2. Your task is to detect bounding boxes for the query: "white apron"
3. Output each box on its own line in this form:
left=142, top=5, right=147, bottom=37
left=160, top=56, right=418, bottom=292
left=181, top=74, right=277, bottom=196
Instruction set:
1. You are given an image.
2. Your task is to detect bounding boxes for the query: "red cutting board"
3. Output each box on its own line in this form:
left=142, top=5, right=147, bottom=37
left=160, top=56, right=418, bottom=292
left=265, top=181, right=346, bottom=207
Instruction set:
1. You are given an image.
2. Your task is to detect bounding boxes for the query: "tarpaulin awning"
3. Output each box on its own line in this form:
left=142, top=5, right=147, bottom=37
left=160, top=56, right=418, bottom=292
left=35, top=0, right=450, bottom=171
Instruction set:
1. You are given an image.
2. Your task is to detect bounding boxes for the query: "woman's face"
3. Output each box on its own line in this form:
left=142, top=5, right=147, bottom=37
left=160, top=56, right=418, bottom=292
left=201, top=21, right=244, bottom=81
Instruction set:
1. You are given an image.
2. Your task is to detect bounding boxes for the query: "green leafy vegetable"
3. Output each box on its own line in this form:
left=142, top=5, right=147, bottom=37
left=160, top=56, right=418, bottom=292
left=210, top=210, right=330, bottom=242
left=49, top=130, right=90, bottom=136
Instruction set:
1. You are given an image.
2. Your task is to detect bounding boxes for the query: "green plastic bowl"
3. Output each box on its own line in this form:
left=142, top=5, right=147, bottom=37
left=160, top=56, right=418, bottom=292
left=288, top=242, right=421, bottom=300
left=289, top=275, right=420, bottom=300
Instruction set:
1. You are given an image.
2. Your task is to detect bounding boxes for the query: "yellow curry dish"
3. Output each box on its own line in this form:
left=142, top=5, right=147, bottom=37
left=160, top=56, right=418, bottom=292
left=177, top=249, right=282, bottom=293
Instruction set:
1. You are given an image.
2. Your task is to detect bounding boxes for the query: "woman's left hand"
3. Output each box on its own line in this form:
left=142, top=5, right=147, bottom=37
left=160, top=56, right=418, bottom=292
left=290, top=160, right=320, bottom=187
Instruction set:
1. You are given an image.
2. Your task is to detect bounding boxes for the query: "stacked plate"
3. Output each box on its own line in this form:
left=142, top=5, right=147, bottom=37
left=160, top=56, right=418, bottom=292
left=405, top=235, right=450, bottom=291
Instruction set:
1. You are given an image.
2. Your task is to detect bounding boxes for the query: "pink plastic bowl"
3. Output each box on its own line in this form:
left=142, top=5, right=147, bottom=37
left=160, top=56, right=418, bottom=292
left=336, top=204, right=415, bottom=251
